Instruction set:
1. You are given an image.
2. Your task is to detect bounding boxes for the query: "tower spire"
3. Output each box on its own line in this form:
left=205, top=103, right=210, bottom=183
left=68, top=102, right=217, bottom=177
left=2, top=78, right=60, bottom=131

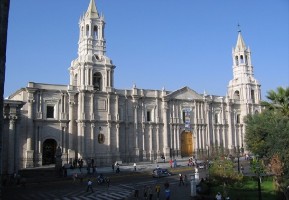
left=86, top=0, right=99, bottom=19
left=235, top=24, right=246, bottom=51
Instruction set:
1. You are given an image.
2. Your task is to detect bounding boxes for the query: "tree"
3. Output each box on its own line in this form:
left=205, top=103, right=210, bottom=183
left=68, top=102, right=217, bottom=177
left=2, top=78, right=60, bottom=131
left=245, top=87, right=289, bottom=199
left=262, top=87, right=289, bottom=117
left=0, top=0, right=10, bottom=198
left=209, top=158, right=243, bottom=186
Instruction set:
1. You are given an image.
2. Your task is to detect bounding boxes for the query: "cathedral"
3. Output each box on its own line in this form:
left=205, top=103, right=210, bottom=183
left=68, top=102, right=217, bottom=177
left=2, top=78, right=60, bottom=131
left=4, top=0, right=261, bottom=174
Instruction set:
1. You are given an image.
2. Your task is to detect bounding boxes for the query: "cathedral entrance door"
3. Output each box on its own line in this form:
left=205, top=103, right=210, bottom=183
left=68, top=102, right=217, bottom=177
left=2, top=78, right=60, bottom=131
left=181, top=131, right=193, bottom=157
left=42, top=139, right=57, bottom=165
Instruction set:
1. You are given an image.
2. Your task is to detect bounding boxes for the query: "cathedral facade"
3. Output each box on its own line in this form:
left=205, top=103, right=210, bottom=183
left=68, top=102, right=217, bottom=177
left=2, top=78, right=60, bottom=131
left=4, top=0, right=261, bottom=174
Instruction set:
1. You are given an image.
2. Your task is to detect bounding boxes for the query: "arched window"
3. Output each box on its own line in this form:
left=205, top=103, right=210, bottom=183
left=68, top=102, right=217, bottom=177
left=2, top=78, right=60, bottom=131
left=240, top=55, right=244, bottom=63
left=233, top=90, right=240, bottom=100
left=93, top=72, right=102, bottom=91
left=86, top=25, right=89, bottom=37
left=236, top=114, right=241, bottom=124
left=74, top=74, right=78, bottom=86
left=235, top=56, right=239, bottom=65
left=93, top=26, right=98, bottom=39
left=98, top=134, right=105, bottom=144
left=251, top=90, right=255, bottom=103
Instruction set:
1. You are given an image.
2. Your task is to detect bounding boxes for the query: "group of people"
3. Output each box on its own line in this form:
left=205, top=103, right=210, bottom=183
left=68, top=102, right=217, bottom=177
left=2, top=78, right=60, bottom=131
left=169, top=159, right=177, bottom=168
left=178, top=173, right=189, bottom=186
left=134, top=181, right=169, bottom=200
left=86, top=175, right=111, bottom=193
left=215, top=192, right=231, bottom=200
left=112, top=161, right=120, bottom=173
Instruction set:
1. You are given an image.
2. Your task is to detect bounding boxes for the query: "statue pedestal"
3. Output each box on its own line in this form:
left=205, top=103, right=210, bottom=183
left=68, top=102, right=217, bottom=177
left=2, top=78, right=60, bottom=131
left=190, top=174, right=196, bottom=197
left=26, top=150, right=34, bottom=168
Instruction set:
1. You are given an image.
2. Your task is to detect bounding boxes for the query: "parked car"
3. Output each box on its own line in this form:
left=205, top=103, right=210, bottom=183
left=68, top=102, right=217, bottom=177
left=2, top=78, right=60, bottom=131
left=152, top=168, right=172, bottom=178
left=198, top=163, right=205, bottom=169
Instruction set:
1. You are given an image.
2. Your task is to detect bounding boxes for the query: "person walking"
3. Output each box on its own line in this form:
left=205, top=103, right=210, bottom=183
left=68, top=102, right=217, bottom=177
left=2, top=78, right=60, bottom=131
left=148, top=186, right=153, bottom=200
left=112, top=163, right=115, bottom=172
left=72, top=173, right=77, bottom=183
left=179, top=173, right=184, bottom=186
left=134, top=186, right=139, bottom=200
left=169, top=159, right=173, bottom=168
left=155, top=183, right=161, bottom=200
left=164, top=188, right=171, bottom=200
left=106, top=176, right=110, bottom=192
left=184, top=174, right=189, bottom=186
left=133, top=163, right=137, bottom=171
left=86, top=179, right=94, bottom=193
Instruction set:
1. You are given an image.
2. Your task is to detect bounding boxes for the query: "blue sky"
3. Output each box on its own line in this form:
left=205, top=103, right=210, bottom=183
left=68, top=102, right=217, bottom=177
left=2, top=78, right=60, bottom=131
left=5, top=0, right=289, bottom=99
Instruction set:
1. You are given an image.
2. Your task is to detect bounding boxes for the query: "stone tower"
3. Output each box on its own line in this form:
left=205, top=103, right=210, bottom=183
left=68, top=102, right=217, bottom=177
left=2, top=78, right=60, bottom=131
left=228, top=30, right=261, bottom=116
left=69, top=0, right=115, bottom=92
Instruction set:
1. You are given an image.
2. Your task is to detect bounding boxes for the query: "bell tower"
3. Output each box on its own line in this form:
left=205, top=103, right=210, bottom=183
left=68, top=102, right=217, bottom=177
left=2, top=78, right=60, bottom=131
left=227, top=29, right=261, bottom=108
left=69, top=0, right=115, bottom=92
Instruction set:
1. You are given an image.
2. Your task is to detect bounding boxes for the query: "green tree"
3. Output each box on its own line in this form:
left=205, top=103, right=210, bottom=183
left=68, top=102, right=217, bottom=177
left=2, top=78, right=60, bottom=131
left=245, top=87, right=289, bottom=199
left=209, top=158, right=243, bottom=185
left=262, top=87, right=289, bottom=117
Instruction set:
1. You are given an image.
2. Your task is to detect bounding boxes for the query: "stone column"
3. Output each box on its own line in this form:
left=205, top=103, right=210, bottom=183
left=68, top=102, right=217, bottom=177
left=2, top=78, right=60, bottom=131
left=8, top=116, right=16, bottom=174
left=226, top=100, right=233, bottom=152
left=115, top=124, right=120, bottom=159
left=68, top=91, right=76, bottom=161
left=90, top=123, right=95, bottom=157
left=156, top=126, right=160, bottom=156
left=162, top=100, right=170, bottom=157
left=176, top=125, right=181, bottom=156
left=26, top=89, right=36, bottom=168
left=142, top=125, right=146, bottom=160
left=149, top=125, right=154, bottom=160
left=107, top=122, right=111, bottom=151
left=133, top=103, right=139, bottom=160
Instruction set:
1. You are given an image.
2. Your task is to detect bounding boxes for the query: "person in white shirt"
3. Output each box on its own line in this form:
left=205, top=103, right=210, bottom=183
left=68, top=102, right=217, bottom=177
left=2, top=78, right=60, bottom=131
left=215, top=192, right=222, bottom=200
left=133, top=163, right=136, bottom=171
left=86, top=179, right=94, bottom=193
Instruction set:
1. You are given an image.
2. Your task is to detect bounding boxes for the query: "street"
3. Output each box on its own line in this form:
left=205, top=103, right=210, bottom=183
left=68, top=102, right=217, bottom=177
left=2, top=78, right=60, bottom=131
left=2, top=163, right=208, bottom=200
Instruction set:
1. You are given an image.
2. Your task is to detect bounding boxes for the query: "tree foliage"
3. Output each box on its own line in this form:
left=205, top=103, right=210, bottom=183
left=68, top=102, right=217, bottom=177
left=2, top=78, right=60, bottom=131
left=209, top=158, right=243, bottom=185
left=244, top=86, right=289, bottom=199
left=262, top=86, right=289, bottom=117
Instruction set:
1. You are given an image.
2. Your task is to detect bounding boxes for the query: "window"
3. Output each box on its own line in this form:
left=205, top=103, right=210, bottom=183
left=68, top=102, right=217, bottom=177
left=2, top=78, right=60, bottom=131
left=93, top=26, right=98, bottom=39
left=214, top=113, right=218, bottom=124
left=251, top=90, right=255, bottom=103
left=240, top=55, right=244, bottom=63
left=236, top=114, right=241, bottom=124
left=86, top=25, right=89, bottom=37
left=233, top=90, right=240, bottom=100
left=74, top=74, right=78, bottom=86
left=98, top=134, right=105, bottom=144
left=46, top=105, right=54, bottom=118
left=147, top=111, right=151, bottom=122
left=93, top=72, right=102, bottom=91
left=182, top=111, right=186, bottom=123
left=235, top=56, right=239, bottom=65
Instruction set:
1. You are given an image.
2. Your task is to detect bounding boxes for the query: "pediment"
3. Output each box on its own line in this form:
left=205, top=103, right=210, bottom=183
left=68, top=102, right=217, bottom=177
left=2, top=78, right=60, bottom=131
left=166, top=86, right=202, bottom=100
